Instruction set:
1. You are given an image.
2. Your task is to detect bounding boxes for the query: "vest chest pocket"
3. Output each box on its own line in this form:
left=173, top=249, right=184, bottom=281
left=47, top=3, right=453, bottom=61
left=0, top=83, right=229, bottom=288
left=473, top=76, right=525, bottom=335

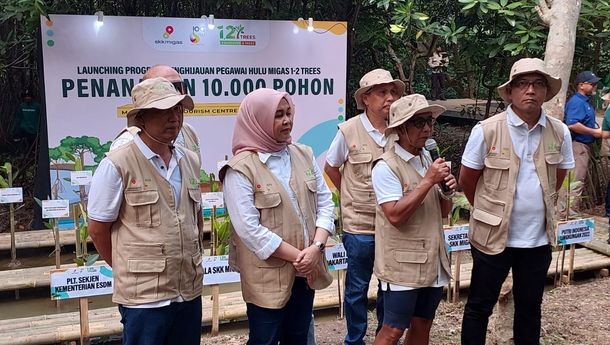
left=545, top=153, right=563, bottom=191
left=483, top=157, right=510, bottom=191
left=348, top=152, right=373, bottom=179
left=254, top=192, right=283, bottom=234
left=124, top=190, right=161, bottom=227
left=188, top=188, right=201, bottom=225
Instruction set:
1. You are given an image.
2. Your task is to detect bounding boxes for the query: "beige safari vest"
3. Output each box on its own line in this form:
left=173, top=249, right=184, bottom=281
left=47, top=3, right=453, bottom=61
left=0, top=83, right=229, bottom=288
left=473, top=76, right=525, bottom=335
left=470, top=111, right=564, bottom=255
left=338, top=115, right=386, bottom=235
left=373, top=147, right=451, bottom=287
left=226, top=144, right=318, bottom=309
left=106, top=141, right=204, bottom=305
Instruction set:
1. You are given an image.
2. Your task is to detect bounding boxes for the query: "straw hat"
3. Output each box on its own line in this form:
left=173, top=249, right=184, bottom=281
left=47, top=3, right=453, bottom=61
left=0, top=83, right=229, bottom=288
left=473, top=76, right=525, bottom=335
left=354, top=69, right=405, bottom=110
left=386, top=94, right=445, bottom=131
left=497, top=58, right=561, bottom=103
left=126, top=77, right=194, bottom=119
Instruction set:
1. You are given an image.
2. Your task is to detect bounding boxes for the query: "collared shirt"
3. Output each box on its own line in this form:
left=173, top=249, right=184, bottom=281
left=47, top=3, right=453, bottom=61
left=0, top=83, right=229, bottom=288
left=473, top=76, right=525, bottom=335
left=564, top=93, right=597, bottom=144
left=111, top=128, right=191, bottom=154
left=462, top=106, right=575, bottom=248
left=326, top=113, right=387, bottom=167
left=88, top=134, right=185, bottom=309
left=223, top=147, right=335, bottom=261
left=371, top=144, right=450, bottom=291
left=427, top=52, right=449, bottom=71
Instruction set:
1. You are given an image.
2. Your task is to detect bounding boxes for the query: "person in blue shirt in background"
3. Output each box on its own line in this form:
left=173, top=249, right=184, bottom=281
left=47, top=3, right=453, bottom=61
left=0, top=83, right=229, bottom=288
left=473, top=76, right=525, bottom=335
left=563, top=70, right=602, bottom=215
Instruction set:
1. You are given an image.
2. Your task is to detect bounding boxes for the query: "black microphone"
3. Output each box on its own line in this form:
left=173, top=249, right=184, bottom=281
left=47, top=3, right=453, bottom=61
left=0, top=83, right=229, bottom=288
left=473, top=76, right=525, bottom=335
left=424, top=138, right=451, bottom=193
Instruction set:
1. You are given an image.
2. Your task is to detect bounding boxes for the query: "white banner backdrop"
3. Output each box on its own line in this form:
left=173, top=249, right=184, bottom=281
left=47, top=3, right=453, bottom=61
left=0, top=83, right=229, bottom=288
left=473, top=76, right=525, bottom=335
left=41, top=15, right=347, bottom=204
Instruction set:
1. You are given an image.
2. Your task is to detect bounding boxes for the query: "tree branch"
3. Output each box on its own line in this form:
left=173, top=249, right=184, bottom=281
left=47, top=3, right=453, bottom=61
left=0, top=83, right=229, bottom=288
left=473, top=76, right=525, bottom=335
left=387, top=44, right=407, bottom=82
left=536, top=0, right=552, bottom=26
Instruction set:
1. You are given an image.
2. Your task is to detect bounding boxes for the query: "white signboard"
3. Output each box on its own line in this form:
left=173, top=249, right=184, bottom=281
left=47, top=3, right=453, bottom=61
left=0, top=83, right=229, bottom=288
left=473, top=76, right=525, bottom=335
left=42, top=199, right=70, bottom=218
left=0, top=187, right=23, bottom=203
left=444, top=225, right=471, bottom=252
left=557, top=218, right=595, bottom=245
left=202, top=255, right=241, bottom=285
left=50, top=265, right=113, bottom=300
left=325, top=243, right=348, bottom=270
left=201, top=192, right=224, bottom=210
left=41, top=15, right=347, bottom=205
left=70, top=170, right=93, bottom=186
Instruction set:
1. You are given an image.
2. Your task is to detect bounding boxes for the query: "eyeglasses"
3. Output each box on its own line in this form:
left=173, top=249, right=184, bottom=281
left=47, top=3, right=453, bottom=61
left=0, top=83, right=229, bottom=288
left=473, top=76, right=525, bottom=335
left=511, top=79, right=547, bottom=90
left=172, top=81, right=187, bottom=95
left=407, top=116, right=435, bottom=129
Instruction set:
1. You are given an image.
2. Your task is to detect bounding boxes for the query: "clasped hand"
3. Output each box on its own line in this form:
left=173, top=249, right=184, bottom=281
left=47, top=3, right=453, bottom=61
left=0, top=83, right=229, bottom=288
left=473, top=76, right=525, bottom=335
left=293, top=245, right=322, bottom=286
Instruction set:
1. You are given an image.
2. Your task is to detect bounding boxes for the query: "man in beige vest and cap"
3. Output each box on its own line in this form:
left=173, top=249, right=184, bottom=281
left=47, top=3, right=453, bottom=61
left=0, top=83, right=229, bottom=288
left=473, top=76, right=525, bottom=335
left=459, top=58, right=574, bottom=345
left=325, top=68, right=404, bottom=345
left=89, top=77, right=204, bottom=345
left=371, top=94, right=455, bottom=345
left=111, top=64, right=201, bottom=162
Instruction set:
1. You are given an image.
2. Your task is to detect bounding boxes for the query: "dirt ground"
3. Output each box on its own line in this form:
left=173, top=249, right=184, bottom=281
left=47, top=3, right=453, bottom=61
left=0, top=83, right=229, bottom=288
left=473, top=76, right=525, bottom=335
left=200, top=276, right=610, bottom=345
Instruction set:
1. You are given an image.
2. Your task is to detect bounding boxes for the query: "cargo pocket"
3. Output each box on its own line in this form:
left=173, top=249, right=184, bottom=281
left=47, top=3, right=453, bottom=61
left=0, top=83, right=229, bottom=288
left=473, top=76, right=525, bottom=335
left=124, top=190, right=161, bottom=227
left=483, top=157, right=510, bottom=191
left=126, top=242, right=166, bottom=300
left=351, top=187, right=376, bottom=230
left=470, top=199, right=504, bottom=248
left=256, top=257, right=287, bottom=293
left=394, top=250, right=428, bottom=285
left=188, top=188, right=201, bottom=225
left=254, top=192, right=283, bottom=233
left=545, top=153, right=563, bottom=190
left=192, top=251, right=203, bottom=291
left=305, top=179, right=318, bottom=212
left=348, top=152, right=373, bottom=179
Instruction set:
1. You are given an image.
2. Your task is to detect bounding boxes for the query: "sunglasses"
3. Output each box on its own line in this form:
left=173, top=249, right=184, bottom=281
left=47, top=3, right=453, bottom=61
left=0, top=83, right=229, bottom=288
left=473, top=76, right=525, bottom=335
left=407, top=116, right=435, bottom=129
left=172, top=81, right=187, bottom=95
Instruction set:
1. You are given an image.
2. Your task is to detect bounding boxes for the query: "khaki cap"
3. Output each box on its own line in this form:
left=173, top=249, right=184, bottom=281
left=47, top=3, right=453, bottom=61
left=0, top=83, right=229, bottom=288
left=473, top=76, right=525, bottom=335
left=497, top=58, right=561, bottom=103
left=354, top=69, right=405, bottom=110
left=126, top=77, right=194, bottom=119
left=386, top=94, right=445, bottom=131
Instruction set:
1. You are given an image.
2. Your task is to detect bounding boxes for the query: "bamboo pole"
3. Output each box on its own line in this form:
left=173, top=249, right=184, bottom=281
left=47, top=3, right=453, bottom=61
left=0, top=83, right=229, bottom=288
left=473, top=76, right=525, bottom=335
left=446, top=251, right=452, bottom=302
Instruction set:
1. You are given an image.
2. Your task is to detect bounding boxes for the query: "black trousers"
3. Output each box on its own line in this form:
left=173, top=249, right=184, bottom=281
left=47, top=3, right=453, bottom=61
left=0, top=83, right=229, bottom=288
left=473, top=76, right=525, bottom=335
left=431, top=72, right=445, bottom=100
left=461, top=245, right=552, bottom=345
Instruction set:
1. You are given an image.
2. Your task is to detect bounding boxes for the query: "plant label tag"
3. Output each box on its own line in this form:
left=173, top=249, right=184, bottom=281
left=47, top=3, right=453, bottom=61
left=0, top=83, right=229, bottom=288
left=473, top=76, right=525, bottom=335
left=70, top=171, right=93, bottom=186
left=42, top=199, right=70, bottom=218
left=201, top=192, right=224, bottom=210
left=0, top=187, right=23, bottom=203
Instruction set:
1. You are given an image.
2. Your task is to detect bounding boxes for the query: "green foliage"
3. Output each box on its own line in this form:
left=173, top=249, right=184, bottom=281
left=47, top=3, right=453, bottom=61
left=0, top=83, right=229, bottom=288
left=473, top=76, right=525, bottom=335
left=450, top=193, right=470, bottom=225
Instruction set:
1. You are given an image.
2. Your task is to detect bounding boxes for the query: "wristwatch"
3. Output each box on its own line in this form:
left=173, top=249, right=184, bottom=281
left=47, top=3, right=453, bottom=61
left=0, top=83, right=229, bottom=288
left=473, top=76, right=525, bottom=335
left=313, top=240, right=326, bottom=252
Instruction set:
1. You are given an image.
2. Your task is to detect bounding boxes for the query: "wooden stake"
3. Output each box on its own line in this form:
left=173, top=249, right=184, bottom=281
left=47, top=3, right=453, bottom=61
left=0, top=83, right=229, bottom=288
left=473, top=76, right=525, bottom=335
left=559, top=246, right=567, bottom=286
left=446, top=252, right=452, bottom=302
left=567, top=244, right=575, bottom=284
left=210, top=205, right=220, bottom=336
left=79, top=297, right=90, bottom=345
left=337, top=270, right=343, bottom=319
left=452, top=251, right=462, bottom=303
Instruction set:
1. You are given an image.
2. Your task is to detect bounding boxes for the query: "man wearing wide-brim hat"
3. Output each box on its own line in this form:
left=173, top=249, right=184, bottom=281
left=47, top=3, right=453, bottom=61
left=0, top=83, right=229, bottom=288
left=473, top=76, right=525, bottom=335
left=324, top=68, right=404, bottom=344
left=459, top=58, right=575, bottom=345
left=88, top=77, right=204, bottom=345
left=370, top=94, right=456, bottom=345
left=564, top=70, right=603, bottom=214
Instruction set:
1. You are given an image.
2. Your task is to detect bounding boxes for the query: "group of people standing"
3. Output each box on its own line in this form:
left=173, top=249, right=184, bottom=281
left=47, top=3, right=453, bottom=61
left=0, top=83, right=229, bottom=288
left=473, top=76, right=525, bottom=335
left=87, top=55, right=584, bottom=345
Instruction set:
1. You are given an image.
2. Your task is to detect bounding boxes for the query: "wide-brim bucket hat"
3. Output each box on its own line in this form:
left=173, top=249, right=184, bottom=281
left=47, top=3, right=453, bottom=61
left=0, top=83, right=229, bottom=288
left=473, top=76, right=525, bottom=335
left=354, top=69, right=405, bottom=110
left=126, top=77, right=194, bottom=119
left=386, top=94, right=445, bottom=132
left=497, top=58, right=561, bottom=103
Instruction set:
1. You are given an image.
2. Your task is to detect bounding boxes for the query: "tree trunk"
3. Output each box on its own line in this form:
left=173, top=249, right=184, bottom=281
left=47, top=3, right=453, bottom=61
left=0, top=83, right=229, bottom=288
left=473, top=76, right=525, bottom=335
left=537, top=0, right=582, bottom=120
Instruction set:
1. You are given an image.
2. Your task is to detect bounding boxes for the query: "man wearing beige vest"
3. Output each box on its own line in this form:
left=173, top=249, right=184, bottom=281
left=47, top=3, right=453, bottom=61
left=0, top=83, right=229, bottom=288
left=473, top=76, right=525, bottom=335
left=111, top=64, right=201, bottom=162
left=325, top=69, right=404, bottom=345
left=88, top=77, right=204, bottom=345
left=459, top=58, right=574, bottom=345
left=371, top=94, right=455, bottom=345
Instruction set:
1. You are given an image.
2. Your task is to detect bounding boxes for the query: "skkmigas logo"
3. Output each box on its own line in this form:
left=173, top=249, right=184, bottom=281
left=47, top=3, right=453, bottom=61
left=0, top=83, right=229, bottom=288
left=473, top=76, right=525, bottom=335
left=218, top=24, right=256, bottom=46
left=155, top=25, right=184, bottom=46
left=190, top=25, right=205, bottom=44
